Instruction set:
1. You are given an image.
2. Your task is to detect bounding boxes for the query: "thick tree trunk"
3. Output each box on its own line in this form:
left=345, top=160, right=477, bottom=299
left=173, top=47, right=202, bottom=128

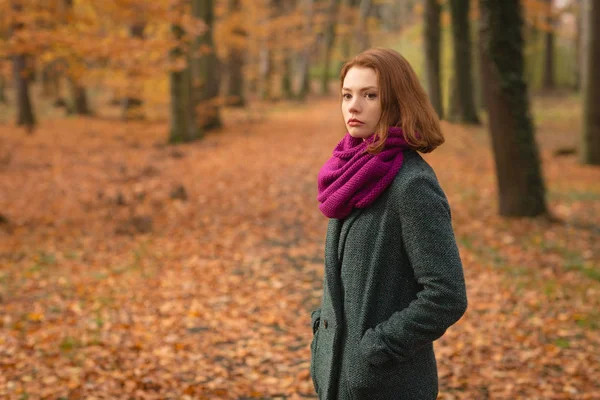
left=321, top=0, right=339, bottom=95
left=424, top=0, right=443, bottom=119
left=192, top=0, right=222, bottom=130
left=542, top=0, right=555, bottom=90
left=169, top=23, right=201, bottom=143
left=226, top=0, right=245, bottom=107
left=449, top=0, right=479, bottom=124
left=479, top=0, right=547, bottom=217
left=580, top=0, right=600, bottom=165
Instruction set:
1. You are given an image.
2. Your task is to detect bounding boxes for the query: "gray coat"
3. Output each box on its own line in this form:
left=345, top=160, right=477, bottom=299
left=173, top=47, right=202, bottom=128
left=310, top=150, right=468, bottom=400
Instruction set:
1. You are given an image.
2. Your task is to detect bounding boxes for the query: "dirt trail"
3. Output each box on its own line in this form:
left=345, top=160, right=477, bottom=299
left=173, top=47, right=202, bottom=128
left=0, top=97, right=598, bottom=399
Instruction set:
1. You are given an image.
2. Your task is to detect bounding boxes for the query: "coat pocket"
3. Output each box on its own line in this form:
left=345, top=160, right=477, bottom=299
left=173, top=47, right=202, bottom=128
left=344, top=340, right=401, bottom=400
left=310, top=328, right=320, bottom=394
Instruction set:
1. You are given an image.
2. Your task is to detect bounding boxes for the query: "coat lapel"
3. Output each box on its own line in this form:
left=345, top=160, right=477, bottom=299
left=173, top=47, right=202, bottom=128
left=324, top=209, right=364, bottom=327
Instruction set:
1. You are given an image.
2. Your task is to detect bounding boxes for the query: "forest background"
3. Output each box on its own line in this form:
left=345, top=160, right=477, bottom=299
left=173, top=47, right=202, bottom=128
left=0, top=0, right=599, bottom=398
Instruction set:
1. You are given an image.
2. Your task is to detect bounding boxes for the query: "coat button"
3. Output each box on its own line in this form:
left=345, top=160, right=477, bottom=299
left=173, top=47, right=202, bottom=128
left=323, top=319, right=328, bottom=329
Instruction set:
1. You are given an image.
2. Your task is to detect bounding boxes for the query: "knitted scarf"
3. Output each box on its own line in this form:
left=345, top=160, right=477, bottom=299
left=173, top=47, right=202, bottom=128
left=317, top=126, right=411, bottom=219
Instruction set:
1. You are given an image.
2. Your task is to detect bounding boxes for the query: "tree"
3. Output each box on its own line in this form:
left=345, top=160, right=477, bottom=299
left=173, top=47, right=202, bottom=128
left=122, top=22, right=146, bottom=119
left=169, top=13, right=201, bottom=143
left=580, top=0, right=600, bottom=165
left=449, top=0, right=479, bottom=124
left=63, top=0, right=91, bottom=116
left=574, top=0, right=582, bottom=90
left=296, top=0, right=314, bottom=100
left=226, top=0, right=246, bottom=107
left=320, top=0, right=339, bottom=94
left=424, top=0, right=443, bottom=119
left=192, top=0, right=222, bottom=131
left=479, top=0, right=547, bottom=217
left=542, top=0, right=555, bottom=90
left=0, top=73, right=6, bottom=104
left=355, top=0, right=372, bottom=52
left=10, top=2, right=36, bottom=130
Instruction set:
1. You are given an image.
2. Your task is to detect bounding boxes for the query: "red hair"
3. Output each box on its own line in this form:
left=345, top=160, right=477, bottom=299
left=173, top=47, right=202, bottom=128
left=340, top=48, right=444, bottom=154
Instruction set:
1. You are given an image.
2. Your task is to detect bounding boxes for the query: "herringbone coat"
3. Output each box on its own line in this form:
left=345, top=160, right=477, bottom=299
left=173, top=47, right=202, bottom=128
left=310, top=150, right=468, bottom=400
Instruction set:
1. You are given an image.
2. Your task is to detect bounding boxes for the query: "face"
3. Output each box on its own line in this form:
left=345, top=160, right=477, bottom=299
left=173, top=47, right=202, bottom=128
left=341, top=66, right=382, bottom=139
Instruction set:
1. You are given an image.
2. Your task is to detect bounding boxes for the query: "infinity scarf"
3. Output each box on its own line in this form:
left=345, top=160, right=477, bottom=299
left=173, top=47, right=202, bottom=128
left=317, top=127, right=411, bottom=219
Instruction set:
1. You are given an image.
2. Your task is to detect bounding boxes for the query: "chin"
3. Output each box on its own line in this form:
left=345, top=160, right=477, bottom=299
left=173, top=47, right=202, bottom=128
left=347, top=128, right=373, bottom=139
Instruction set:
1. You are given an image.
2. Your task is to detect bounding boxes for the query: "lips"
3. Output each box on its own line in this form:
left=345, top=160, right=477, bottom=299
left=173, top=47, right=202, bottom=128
left=348, top=118, right=364, bottom=126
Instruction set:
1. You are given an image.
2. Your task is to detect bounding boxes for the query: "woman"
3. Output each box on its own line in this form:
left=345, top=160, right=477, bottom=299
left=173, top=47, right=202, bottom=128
left=310, top=48, right=468, bottom=400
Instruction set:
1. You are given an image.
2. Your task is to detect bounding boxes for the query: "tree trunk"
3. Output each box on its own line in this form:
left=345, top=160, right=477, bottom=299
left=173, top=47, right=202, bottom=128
left=192, top=0, right=222, bottom=131
left=424, top=0, right=443, bottom=119
left=69, top=78, right=90, bottom=115
left=479, top=0, right=547, bottom=217
left=448, top=75, right=460, bottom=122
left=321, top=0, right=339, bottom=95
left=259, top=45, right=273, bottom=100
left=11, top=3, right=35, bottom=130
left=542, top=0, right=555, bottom=90
left=337, top=0, right=354, bottom=71
left=355, top=0, right=372, bottom=52
left=580, top=0, right=600, bottom=165
left=449, top=0, right=479, bottom=124
left=279, top=0, right=294, bottom=99
left=574, top=0, right=582, bottom=91
left=169, top=22, right=201, bottom=143
left=0, top=75, right=6, bottom=104
left=122, top=23, right=145, bottom=119
left=226, top=0, right=246, bottom=107
left=297, top=0, right=314, bottom=100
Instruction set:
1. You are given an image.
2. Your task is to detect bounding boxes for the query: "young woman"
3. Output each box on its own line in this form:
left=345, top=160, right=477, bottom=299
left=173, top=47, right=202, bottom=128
left=310, top=48, right=468, bottom=400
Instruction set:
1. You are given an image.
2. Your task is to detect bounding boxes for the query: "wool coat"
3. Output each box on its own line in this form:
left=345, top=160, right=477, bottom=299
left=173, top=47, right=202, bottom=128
left=310, top=149, right=468, bottom=400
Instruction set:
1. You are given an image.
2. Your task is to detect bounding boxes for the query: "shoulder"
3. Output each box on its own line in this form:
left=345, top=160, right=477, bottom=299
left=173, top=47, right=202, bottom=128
left=389, top=150, right=450, bottom=213
left=390, top=150, right=442, bottom=193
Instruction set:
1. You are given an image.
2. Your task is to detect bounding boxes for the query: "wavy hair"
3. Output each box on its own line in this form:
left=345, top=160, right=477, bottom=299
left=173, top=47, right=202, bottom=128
left=340, top=48, right=444, bottom=154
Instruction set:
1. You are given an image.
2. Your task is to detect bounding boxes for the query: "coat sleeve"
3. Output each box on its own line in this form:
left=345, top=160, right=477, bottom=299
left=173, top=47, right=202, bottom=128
left=360, top=174, right=468, bottom=366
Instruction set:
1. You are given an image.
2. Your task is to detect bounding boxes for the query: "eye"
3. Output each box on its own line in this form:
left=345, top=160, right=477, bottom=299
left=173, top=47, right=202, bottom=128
left=365, top=93, right=378, bottom=100
left=342, top=93, right=352, bottom=100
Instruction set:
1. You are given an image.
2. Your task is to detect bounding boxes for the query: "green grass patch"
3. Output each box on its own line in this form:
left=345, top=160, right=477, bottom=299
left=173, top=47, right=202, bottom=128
left=564, top=261, right=600, bottom=282
left=554, top=337, right=570, bottom=348
left=59, top=335, right=82, bottom=351
left=574, top=313, right=599, bottom=330
left=548, top=190, right=600, bottom=203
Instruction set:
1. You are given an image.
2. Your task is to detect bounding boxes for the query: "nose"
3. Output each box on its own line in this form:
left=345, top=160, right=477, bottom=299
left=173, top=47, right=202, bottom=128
left=348, top=96, right=362, bottom=114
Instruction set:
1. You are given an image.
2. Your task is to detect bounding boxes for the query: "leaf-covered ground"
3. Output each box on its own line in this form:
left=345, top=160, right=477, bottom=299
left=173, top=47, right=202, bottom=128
left=0, top=94, right=599, bottom=399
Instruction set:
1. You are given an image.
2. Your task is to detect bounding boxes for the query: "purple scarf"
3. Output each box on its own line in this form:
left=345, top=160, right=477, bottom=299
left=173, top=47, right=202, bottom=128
left=317, top=127, right=411, bottom=219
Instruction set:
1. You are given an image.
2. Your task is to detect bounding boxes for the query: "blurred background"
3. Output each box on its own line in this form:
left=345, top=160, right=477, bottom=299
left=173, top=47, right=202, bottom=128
left=0, top=0, right=599, bottom=399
